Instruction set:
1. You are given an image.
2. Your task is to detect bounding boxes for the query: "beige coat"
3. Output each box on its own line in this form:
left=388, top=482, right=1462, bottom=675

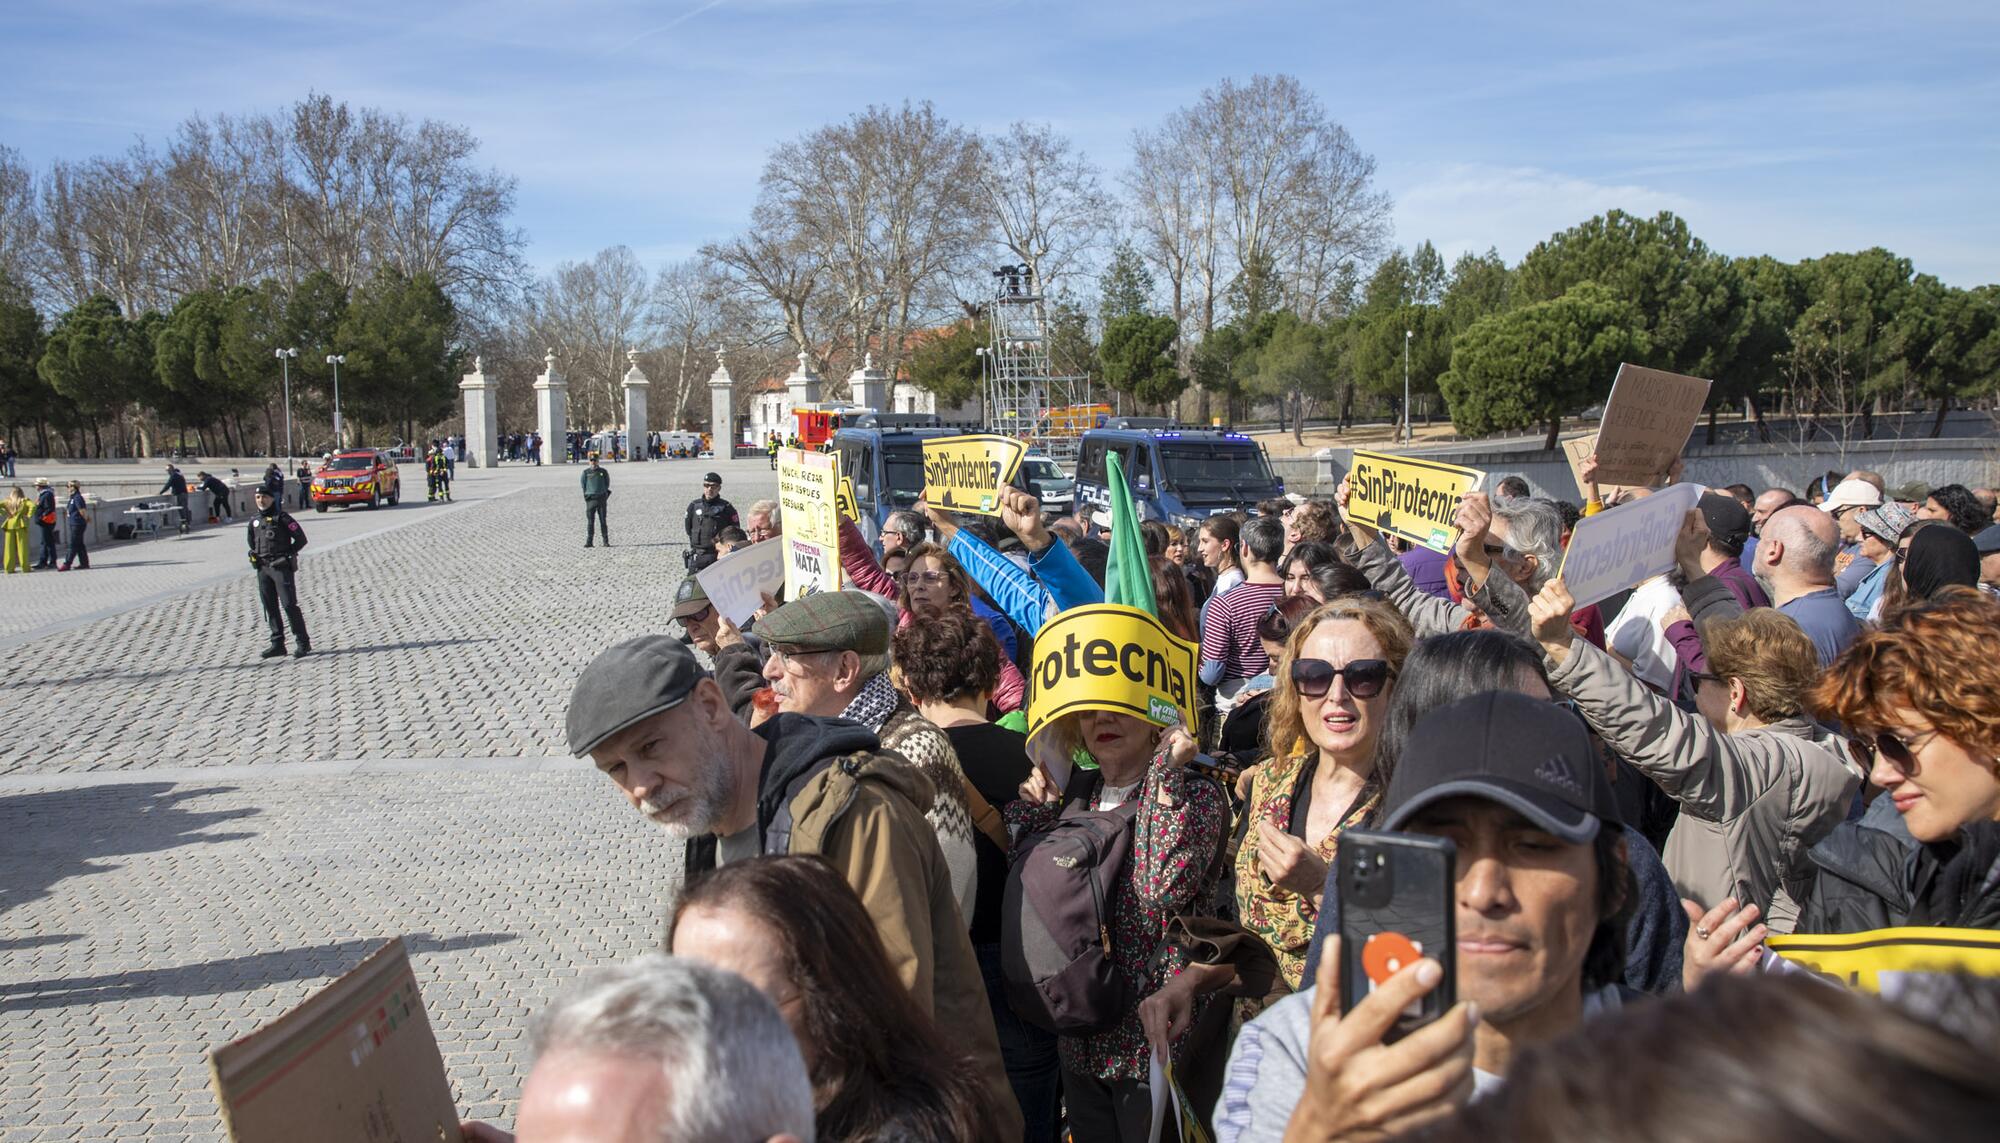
left=1548, top=637, right=1861, bottom=932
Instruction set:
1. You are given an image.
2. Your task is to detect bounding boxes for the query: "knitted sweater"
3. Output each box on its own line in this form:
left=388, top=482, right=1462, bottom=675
left=870, top=695, right=980, bottom=926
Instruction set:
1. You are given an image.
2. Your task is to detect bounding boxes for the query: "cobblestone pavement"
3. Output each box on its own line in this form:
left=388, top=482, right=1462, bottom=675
left=0, top=459, right=776, bottom=1141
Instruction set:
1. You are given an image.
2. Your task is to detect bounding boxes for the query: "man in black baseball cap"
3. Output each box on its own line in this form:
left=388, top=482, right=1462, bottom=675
left=683, top=472, right=738, bottom=571
left=1217, top=692, right=1636, bottom=1135
left=563, top=633, right=1019, bottom=1137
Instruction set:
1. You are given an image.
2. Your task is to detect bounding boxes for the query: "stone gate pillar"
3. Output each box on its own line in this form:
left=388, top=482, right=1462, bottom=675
left=850, top=351, right=888, bottom=413
left=535, top=350, right=567, bottom=464
left=460, top=356, right=498, bottom=469
left=622, top=351, right=650, bottom=462
left=707, top=349, right=735, bottom=458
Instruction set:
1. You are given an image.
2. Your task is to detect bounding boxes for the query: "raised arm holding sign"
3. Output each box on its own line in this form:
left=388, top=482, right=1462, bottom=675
left=1591, top=364, right=1711, bottom=488
left=922, top=434, right=1027, bottom=516
left=1343, top=450, right=1485, bottom=554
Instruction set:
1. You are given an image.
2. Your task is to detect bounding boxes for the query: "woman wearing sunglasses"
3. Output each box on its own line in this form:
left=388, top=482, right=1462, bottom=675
left=1799, top=587, right=2000, bottom=932
left=1529, top=580, right=1860, bottom=934
left=1234, top=597, right=1413, bottom=993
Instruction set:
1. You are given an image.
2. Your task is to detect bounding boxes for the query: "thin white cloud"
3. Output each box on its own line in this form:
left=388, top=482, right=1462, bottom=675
left=1388, top=162, right=1698, bottom=264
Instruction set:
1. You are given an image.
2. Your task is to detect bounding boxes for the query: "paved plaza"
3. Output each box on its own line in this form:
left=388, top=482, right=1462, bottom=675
left=0, top=458, right=779, bottom=1140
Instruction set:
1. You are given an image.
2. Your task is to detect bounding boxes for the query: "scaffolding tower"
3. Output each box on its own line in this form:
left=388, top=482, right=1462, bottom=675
left=983, top=264, right=1091, bottom=463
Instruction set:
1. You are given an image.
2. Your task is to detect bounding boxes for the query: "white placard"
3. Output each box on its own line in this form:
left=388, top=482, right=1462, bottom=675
left=1558, top=482, right=1704, bottom=609
left=695, top=537, right=786, bottom=625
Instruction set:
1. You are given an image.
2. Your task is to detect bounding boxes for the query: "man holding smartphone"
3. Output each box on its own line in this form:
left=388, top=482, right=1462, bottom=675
left=1215, top=692, right=1635, bottom=1142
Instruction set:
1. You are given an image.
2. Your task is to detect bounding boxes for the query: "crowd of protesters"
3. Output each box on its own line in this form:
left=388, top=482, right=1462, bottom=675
left=468, top=457, right=2000, bottom=1143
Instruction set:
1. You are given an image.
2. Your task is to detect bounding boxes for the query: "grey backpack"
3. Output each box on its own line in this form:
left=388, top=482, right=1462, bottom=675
left=1000, top=774, right=1140, bottom=1035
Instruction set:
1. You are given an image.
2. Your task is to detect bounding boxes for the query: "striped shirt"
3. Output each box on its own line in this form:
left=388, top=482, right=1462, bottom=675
left=1200, top=581, right=1283, bottom=683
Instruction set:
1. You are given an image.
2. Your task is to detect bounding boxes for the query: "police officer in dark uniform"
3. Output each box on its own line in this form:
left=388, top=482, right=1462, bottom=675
left=683, top=471, right=738, bottom=571
left=247, top=485, right=311, bottom=658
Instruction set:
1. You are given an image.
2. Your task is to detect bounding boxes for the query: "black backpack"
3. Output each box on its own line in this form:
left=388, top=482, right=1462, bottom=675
left=1001, top=770, right=1139, bottom=1035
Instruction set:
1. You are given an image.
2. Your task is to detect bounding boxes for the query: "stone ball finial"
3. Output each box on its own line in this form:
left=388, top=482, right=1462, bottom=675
left=715, top=346, right=727, bottom=367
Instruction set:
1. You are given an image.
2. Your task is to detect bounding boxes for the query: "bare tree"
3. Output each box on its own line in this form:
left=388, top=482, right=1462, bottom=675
left=648, top=257, right=731, bottom=431
left=519, top=246, right=654, bottom=431
left=981, top=121, right=1112, bottom=294
left=702, top=208, right=824, bottom=367
left=0, top=146, right=37, bottom=286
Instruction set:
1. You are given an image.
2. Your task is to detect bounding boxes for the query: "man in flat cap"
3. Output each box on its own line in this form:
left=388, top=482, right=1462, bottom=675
left=756, top=590, right=978, bottom=923
left=565, top=634, right=1021, bottom=1141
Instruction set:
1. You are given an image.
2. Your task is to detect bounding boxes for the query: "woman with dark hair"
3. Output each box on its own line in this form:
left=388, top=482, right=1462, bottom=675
left=892, top=610, right=1060, bottom=1141
left=1900, top=524, right=1981, bottom=603
left=1278, top=540, right=1372, bottom=604
left=670, top=854, right=1016, bottom=1143
left=1801, top=586, right=2000, bottom=931
left=1151, top=553, right=1200, bottom=643
left=1199, top=515, right=1245, bottom=599
left=1167, top=521, right=1215, bottom=607
left=1213, top=594, right=1324, bottom=768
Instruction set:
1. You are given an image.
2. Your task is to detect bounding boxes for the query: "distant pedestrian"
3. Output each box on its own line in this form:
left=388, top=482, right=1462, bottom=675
left=261, top=463, right=284, bottom=500
left=199, top=470, right=233, bottom=523
left=32, top=477, right=57, bottom=568
left=160, top=464, right=190, bottom=534
left=58, top=481, right=89, bottom=571
left=2, top=485, right=30, bottom=573
left=581, top=456, right=611, bottom=547
left=294, top=461, right=312, bottom=509
left=247, top=486, right=310, bottom=658
left=0, top=438, right=15, bottom=477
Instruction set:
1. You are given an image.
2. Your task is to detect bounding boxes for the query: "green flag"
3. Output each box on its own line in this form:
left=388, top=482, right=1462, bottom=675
left=1103, top=451, right=1158, bottom=618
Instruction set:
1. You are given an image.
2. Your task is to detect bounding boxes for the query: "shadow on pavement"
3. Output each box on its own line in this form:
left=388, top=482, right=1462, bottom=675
left=0, top=784, right=259, bottom=919
left=0, top=637, right=494, bottom=688
left=0, top=932, right=516, bottom=1011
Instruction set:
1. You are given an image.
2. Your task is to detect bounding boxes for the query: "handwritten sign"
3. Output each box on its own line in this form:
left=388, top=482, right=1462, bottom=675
left=1591, top=365, right=1711, bottom=488
left=1561, top=433, right=1644, bottom=504
left=1346, top=450, right=1485, bottom=553
left=922, top=434, right=1026, bottom=516
left=208, top=939, right=460, bottom=1143
left=696, top=537, right=786, bottom=625
left=1557, top=481, right=1704, bottom=608
left=778, top=448, right=841, bottom=599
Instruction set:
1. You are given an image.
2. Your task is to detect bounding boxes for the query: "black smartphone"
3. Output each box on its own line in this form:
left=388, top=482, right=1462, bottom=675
left=1337, top=828, right=1456, bottom=1041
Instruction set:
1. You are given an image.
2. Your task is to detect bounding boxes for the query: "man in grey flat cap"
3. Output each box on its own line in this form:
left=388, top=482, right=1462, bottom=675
left=564, top=634, right=1020, bottom=1141
left=754, top=590, right=978, bottom=924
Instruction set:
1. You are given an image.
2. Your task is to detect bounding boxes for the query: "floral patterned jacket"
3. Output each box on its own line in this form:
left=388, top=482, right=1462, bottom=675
left=1005, top=747, right=1230, bottom=1080
left=1234, top=752, right=1379, bottom=991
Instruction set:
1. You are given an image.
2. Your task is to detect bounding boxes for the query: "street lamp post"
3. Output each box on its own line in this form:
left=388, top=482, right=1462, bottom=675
left=1402, top=329, right=1413, bottom=444
left=275, top=347, right=298, bottom=463
left=326, top=354, right=346, bottom=446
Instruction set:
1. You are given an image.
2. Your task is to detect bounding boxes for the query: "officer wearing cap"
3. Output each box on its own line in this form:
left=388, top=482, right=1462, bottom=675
left=248, top=484, right=311, bottom=658
left=562, top=634, right=1021, bottom=1139
left=683, top=471, right=738, bottom=571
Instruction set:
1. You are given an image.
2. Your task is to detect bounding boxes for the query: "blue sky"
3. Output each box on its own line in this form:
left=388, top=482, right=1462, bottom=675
left=3, top=0, right=1995, bottom=288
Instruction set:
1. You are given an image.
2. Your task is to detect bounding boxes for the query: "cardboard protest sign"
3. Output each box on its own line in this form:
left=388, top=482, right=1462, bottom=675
left=836, top=475, right=859, bottom=523
left=1590, top=365, right=1711, bottom=487
left=1767, top=926, right=2000, bottom=995
left=208, top=938, right=460, bottom=1143
left=696, top=537, right=785, bottom=625
left=922, top=434, right=1027, bottom=516
left=1345, top=450, right=1485, bottom=553
left=777, top=448, right=842, bottom=599
left=1556, top=481, right=1703, bottom=608
left=1560, top=433, right=1644, bottom=504
left=1027, top=604, right=1199, bottom=752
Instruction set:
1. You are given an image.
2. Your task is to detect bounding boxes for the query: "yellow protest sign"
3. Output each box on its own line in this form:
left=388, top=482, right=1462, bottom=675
left=1027, top=604, right=1199, bottom=747
left=836, top=475, right=859, bottom=523
left=1345, top=450, right=1484, bottom=553
left=777, top=448, right=841, bottom=598
left=922, top=434, right=1027, bottom=516
left=1766, top=926, right=2000, bottom=993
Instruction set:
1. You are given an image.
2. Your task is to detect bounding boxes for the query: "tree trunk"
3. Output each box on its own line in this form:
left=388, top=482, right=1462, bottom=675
left=1543, top=417, right=1560, bottom=452
left=1292, top=390, right=1305, bottom=447
left=1931, top=397, right=1951, bottom=439
left=1750, top=395, right=1771, bottom=443
left=1705, top=405, right=1718, bottom=445
left=1859, top=403, right=1876, bottom=440
left=1338, top=383, right=1355, bottom=433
